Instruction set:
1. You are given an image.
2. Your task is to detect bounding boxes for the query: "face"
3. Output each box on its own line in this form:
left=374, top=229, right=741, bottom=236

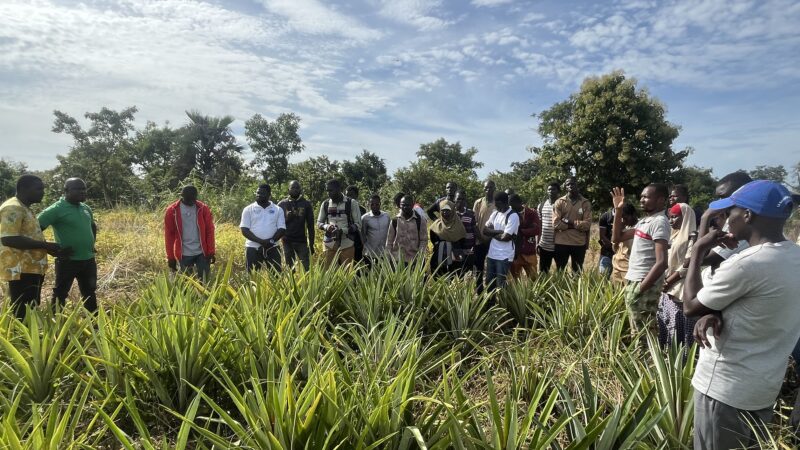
left=510, top=199, right=522, bottom=212
left=484, top=181, right=496, bottom=198
left=345, top=187, right=358, bottom=199
left=65, top=180, right=88, bottom=203
left=445, top=183, right=457, bottom=197
left=288, top=182, right=301, bottom=198
left=668, top=211, right=683, bottom=230
left=564, top=178, right=578, bottom=195
left=25, top=180, right=46, bottom=204
left=370, top=197, right=381, bottom=213
left=547, top=185, right=560, bottom=199
left=455, top=193, right=466, bottom=210
left=256, top=187, right=271, bottom=203
left=441, top=208, right=453, bottom=220
left=495, top=200, right=507, bottom=212
left=400, top=198, right=414, bottom=216
left=668, top=190, right=679, bottom=207
left=180, top=188, right=197, bottom=206
left=639, top=186, right=662, bottom=213
left=327, top=183, right=341, bottom=200
left=726, top=207, right=751, bottom=241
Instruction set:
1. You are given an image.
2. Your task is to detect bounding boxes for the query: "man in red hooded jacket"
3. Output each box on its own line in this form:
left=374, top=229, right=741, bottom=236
left=164, top=185, right=215, bottom=280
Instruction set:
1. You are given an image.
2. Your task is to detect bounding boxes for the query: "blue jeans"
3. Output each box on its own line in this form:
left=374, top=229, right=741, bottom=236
left=485, top=257, right=511, bottom=292
left=598, top=256, right=612, bottom=278
left=180, top=254, right=211, bottom=280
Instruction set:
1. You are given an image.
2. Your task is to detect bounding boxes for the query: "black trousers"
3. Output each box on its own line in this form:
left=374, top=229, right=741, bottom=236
left=53, top=258, right=98, bottom=312
left=554, top=244, right=587, bottom=273
left=8, top=273, right=44, bottom=319
left=538, top=248, right=556, bottom=273
left=246, top=246, right=282, bottom=272
left=473, top=243, right=489, bottom=293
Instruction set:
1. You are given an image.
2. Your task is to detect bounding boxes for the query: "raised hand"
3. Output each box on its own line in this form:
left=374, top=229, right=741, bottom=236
left=610, top=187, right=626, bottom=209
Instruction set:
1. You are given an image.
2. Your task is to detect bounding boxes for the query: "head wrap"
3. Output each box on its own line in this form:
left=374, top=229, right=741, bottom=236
left=667, top=203, right=697, bottom=299
left=430, top=199, right=466, bottom=242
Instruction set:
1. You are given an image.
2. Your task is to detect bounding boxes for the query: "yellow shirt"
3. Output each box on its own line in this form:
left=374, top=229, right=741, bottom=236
left=0, top=197, right=48, bottom=281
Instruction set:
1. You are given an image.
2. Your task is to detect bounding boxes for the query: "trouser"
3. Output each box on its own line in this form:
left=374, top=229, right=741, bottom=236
left=246, top=246, right=282, bottom=272
left=283, top=240, right=310, bottom=271
left=455, top=253, right=475, bottom=277
left=624, top=280, right=661, bottom=337
left=323, top=245, right=355, bottom=267
left=352, top=234, right=364, bottom=262
left=510, top=253, right=537, bottom=279
left=474, top=242, right=489, bottom=292
left=485, top=257, right=511, bottom=292
left=179, top=254, right=210, bottom=281
left=538, top=247, right=556, bottom=273
left=693, top=391, right=772, bottom=450
left=598, top=255, right=613, bottom=278
left=53, top=258, right=98, bottom=312
left=553, top=244, right=587, bottom=272
left=8, top=274, right=44, bottom=319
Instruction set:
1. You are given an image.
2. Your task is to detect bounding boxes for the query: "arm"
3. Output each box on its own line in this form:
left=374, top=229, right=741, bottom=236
left=519, top=211, right=539, bottom=237
left=552, top=200, right=568, bottom=231
left=574, top=201, right=592, bottom=232
left=305, top=202, right=316, bottom=252
left=272, top=208, right=286, bottom=242
left=426, top=201, right=439, bottom=221
left=386, top=219, right=397, bottom=254
left=241, top=228, right=270, bottom=246
left=164, top=208, right=177, bottom=262
left=639, top=240, right=668, bottom=292
left=351, top=200, right=362, bottom=232
left=205, top=207, right=215, bottom=260
left=418, top=217, right=428, bottom=253
left=682, top=230, right=728, bottom=317
left=495, top=212, right=519, bottom=242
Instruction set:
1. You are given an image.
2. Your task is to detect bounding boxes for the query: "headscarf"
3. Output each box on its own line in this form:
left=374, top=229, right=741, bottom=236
left=667, top=203, right=696, bottom=297
left=430, top=200, right=466, bottom=242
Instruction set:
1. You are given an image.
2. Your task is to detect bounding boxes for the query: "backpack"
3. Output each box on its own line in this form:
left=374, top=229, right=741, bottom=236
left=391, top=211, right=422, bottom=242
left=322, top=197, right=354, bottom=227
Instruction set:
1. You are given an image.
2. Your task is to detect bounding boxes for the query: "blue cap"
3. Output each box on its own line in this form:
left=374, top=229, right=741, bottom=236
left=709, top=180, right=794, bottom=219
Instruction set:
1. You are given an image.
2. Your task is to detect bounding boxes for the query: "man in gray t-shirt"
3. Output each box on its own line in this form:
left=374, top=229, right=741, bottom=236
left=361, top=194, right=390, bottom=266
left=611, top=184, right=670, bottom=337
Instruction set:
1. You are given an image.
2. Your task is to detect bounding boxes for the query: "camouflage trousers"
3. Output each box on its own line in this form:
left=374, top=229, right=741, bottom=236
left=624, top=280, right=662, bottom=337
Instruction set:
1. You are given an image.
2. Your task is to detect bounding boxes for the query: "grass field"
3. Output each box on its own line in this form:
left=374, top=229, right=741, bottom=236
left=0, top=209, right=797, bottom=448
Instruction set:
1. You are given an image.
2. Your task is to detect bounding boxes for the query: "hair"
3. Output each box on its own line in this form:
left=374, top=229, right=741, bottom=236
left=393, top=192, right=405, bottom=206
left=548, top=181, right=561, bottom=190
left=346, top=185, right=359, bottom=195
left=369, top=193, right=381, bottom=202
left=455, top=189, right=468, bottom=201
left=718, top=171, right=752, bottom=191
left=326, top=179, right=341, bottom=189
left=671, top=184, right=689, bottom=200
left=258, top=183, right=271, bottom=191
left=181, top=185, right=197, bottom=194
left=509, top=193, right=523, bottom=204
left=446, top=181, right=458, bottom=187
left=621, top=202, right=637, bottom=217
left=16, top=174, right=42, bottom=192
left=400, top=194, right=414, bottom=204
left=647, top=183, right=669, bottom=200
left=494, top=192, right=509, bottom=204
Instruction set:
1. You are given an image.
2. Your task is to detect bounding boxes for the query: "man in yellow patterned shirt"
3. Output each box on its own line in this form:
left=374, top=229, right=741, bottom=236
left=1, top=175, right=64, bottom=319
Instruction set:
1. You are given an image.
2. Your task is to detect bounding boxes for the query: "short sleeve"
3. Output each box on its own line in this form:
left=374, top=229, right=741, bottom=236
left=651, top=217, right=671, bottom=242
left=696, top=259, right=750, bottom=311
left=504, top=212, right=520, bottom=235
left=239, top=206, right=250, bottom=228
left=599, top=212, right=611, bottom=228
left=37, top=203, right=59, bottom=230
left=276, top=206, right=286, bottom=229
left=0, top=206, right=24, bottom=237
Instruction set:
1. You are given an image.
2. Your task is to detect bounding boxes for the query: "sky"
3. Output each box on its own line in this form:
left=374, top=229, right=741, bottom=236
left=1, top=0, right=798, bottom=180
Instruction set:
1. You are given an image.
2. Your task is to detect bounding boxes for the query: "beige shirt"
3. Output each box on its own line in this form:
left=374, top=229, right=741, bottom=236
left=473, top=197, right=495, bottom=245
left=552, top=194, right=591, bottom=246
left=386, top=212, right=428, bottom=262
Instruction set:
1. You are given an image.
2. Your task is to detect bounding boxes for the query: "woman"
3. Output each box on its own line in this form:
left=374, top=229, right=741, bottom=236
left=657, top=202, right=697, bottom=348
left=429, top=200, right=467, bottom=276
left=611, top=203, right=638, bottom=285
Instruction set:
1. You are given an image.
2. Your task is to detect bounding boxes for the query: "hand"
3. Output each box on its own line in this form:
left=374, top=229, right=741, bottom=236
left=610, top=187, right=626, bottom=209
left=208, top=254, right=216, bottom=265
left=662, top=279, right=674, bottom=293
left=44, top=242, right=61, bottom=256
left=696, top=228, right=733, bottom=251
left=536, top=246, right=541, bottom=255
left=693, top=314, right=723, bottom=348
left=168, top=259, right=178, bottom=271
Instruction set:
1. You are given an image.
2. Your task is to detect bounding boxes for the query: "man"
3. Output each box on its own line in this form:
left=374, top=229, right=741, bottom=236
left=394, top=191, right=426, bottom=219
left=240, top=184, right=285, bottom=272
left=682, top=180, right=799, bottom=450
left=553, top=177, right=592, bottom=272
left=699, top=172, right=753, bottom=274
left=537, top=182, right=560, bottom=273
left=611, top=184, right=670, bottom=335
left=473, top=180, right=496, bottom=291
left=509, top=194, right=540, bottom=279
left=318, top=180, right=362, bottom=266
left=163, top=185, right=215, bottom=281
left=360, top=194, right=390, bottom=266
left=483, top=192, right=520, bottom=291
left=278, top=180, right=315, bottom=270
left=38, top=178, right=100, bottom=311
left=598, top=207, right=615, bottom=277
left=455, top=190, right=477, bottom=274
left=386, top=194, right=427, bottom=264
left=0, top=175, right=63, bottom=319
left=345, top=185, right=368, bottom=262
left=669, top=184, right=702, bottom=227
left=426, top=181, right=458, bottom=220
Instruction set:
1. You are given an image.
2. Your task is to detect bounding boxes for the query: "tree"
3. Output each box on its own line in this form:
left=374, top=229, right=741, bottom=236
left=673, top=166, right=717, bottom=209
left=749, top=165, right=787, bottom=183
left=416, top=138, right=483, bottom=176
left=245, top=113, right=304, bottom=186
left=287, top=155, right=341, bottom=207
left=51, top=106, right=138, bottom=207
left=533, top=71, right=689, bottom=209
left=177, top=111, right=243, bottom=186
left=129, top=122, right=182, bottom=195
left=0, top=159, right=27, bottom=200
left=340, top=150, right=389, bottom=195
left=387, top=161, right=482, bottom=210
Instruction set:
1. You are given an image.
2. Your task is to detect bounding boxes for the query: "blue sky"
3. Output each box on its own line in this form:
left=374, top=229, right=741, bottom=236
left=1, top=0, right=798, bottom=180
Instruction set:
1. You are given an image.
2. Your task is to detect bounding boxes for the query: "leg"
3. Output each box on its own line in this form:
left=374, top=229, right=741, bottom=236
left=52, top=258, right=79, bottom=311
left=598, top=256, right=612, bottom=277
left=693, top=390, right=772, bottom=450
left=194, top=255, right=211, bottom=281
left=179, top=254, right=198, bottom=276
left=553, top=244, right=570, bottom=271
left=522, top=253, right=537, bottom=279
left=245, top=247, right=262, bottom=273
left=485, top=258, right=499, bottom=292
left=8, top=274, right=44, bottom=319
left=283, top=241, right=297, bottom=268
left=75, top=259, right=98, bottom=313
left=539, top=248, right=555, bottom=273
left=322, top=246, right=338, bottom=268
left=570, top=245, right=586, bottom=273
left=495, top=259, right=511, bottom=289
left=338, top=246, right=355, bottom=266
left=295, top=242, right=310, bottom=271
left=473, top=243, right=489, bottom=293
left=509, top=255, right=523, bottom=279
left=265, top=246, right=282, bottom=271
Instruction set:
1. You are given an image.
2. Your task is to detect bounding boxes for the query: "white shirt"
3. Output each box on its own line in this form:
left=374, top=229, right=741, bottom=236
left=692, top=241, right=800, bottom=410
left=485, top=207, right=520, bottom=262
left=239, top=201, right=285, bottom=248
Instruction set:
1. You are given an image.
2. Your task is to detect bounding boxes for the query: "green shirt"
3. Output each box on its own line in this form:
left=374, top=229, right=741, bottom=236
left=37, top=198, right=96, bottom=260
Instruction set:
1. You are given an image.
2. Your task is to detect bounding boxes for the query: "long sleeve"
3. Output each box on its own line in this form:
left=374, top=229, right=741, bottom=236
left=204, top=206, right=216, bottom=255
left=552, top=199, right=568, bottom=231
left=164, top=208, right=177, bottom=260
left=575, top=200, right=592, bottom=232
left=418, top=220, right=429, bottom=254
left=350, top=200, right=362, bottom=231
left=386, top=219, right=397, bottom=256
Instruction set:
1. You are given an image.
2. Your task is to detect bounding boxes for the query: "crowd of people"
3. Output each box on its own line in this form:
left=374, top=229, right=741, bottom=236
left=1, top=171, right=800, bottom=449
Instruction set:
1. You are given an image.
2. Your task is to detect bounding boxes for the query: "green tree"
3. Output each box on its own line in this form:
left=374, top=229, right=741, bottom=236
left=748, top=165, right=787, bottom=183
left=673, top=166, right=717, bottom=209
left=340, top=150, right=389, bottom=195
left=129, top=121, right=182, bottom=195
left=176, top=111, right=243, bottom=186
left=0, top=159, right=28, bottom=200
left=287, top=155, right=340, bottom=207
left=245, top=113, right=304, bottom=186
left=416, top=138, right=483, bottom=176
left=533, top=71, right=688, bottom=209
left=51, top=106, right=138, bottom=207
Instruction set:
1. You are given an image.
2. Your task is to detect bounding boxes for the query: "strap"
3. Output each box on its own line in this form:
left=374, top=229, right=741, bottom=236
left=322, top=200, right=329, bottom=222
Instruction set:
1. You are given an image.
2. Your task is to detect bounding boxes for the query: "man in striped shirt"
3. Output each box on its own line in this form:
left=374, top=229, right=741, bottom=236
left=537, top=182, right=560, bottom=273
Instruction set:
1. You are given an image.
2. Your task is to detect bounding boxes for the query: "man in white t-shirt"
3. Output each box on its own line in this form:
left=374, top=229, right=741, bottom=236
left=240, top=184, right=286, bottom=272
left=611, top=184, right=670, bottom=336
left=682, top=180, right=800, bottom=450
left=483, top=192, right=520, bottom=292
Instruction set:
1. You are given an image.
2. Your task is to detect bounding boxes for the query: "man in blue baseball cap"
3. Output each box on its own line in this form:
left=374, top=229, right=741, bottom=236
left=682, top=180, right=800, bottom=449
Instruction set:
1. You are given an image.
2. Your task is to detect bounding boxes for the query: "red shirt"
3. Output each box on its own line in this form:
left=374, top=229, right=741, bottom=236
left=516, top=206, right=541, bottom=255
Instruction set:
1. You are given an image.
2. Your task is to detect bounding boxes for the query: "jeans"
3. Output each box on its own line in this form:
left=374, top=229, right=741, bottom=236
left=538, top=247, right=556, bottom=273
left=485, top=257, right=511, bottom=292
left=598, top=255, right=613, bottom=277
left=246, top=246, right=282, bottom=272
left=554, top=244, right=587, bottom=272
left=283, top=240, right=310, bottom=271
left=179, top=254, right=211, bottom=281
left=53, top=257, right=98, bottom=312
left=8, top=273, right=44, bottom=319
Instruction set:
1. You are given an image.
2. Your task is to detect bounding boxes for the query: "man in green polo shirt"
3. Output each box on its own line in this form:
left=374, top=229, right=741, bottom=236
left=38, top=178, right=98, bottom=312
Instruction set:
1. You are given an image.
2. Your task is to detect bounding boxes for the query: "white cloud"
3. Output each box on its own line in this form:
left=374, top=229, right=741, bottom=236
left=378, top=0, right=454, bottom=30
left=257, top=0, right=381, bottom=41
left=472, top=0, right=515, bottom=7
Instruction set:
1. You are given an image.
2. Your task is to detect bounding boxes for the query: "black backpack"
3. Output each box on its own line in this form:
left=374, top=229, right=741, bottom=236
left=322, top=197, right=354, bottom=228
